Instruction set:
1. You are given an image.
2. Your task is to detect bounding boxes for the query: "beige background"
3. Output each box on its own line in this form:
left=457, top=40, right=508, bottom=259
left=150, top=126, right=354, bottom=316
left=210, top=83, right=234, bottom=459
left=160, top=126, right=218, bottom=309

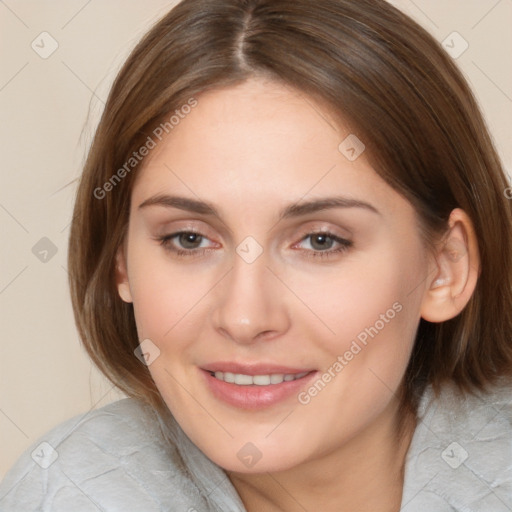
left=1, top=0, right=511, bottom=479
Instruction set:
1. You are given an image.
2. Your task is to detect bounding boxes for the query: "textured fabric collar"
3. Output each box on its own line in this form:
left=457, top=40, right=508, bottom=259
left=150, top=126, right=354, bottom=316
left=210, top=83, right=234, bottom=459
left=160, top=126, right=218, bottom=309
left=401, top=380, right=512, bottom=511
left=152, top=406, right=248, bottom=511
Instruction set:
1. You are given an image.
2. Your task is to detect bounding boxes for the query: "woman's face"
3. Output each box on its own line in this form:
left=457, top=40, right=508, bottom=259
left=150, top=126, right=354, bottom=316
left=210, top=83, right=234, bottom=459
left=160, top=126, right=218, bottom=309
left=118, top=77, right=432, bottom=473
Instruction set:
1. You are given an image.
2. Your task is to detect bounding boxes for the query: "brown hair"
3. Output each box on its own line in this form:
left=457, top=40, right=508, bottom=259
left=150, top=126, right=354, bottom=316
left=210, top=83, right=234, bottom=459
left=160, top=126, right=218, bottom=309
left=69, top=0, right=512, bottom=417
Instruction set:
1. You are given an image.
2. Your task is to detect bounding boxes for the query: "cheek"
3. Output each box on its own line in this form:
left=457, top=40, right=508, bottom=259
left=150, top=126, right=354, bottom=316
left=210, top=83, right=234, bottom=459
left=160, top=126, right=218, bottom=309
left=303, top=240, right=424, bottom=395
left=127, top=244, right=198, bottom=342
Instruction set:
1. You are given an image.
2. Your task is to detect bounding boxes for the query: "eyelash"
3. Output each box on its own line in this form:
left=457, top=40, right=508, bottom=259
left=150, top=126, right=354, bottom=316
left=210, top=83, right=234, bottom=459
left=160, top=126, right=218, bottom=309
left=156, top=230, right=353, bottom=260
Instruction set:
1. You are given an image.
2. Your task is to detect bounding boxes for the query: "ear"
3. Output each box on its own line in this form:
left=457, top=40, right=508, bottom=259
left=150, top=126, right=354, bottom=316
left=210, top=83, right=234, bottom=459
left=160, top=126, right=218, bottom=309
left=420, top=208, right=480, bottom=323
left=115, top=244, right=133, bottom=303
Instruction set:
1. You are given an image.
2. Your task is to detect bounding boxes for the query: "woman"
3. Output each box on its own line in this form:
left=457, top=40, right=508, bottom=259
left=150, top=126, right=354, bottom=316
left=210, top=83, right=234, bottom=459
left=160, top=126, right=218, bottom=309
left=1, top=0, right=511, bottom=510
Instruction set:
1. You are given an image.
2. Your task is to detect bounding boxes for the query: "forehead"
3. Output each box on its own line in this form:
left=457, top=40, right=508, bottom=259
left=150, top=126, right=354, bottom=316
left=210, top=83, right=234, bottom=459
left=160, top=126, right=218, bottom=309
left=131, top=78, right=409, bottom=218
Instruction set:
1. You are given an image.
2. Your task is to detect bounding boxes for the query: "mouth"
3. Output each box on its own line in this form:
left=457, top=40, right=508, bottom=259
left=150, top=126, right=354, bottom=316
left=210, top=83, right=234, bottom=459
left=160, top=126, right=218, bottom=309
left=200, top=363, right=317, bottom=409
left=206, top=370, right=310, bottom=386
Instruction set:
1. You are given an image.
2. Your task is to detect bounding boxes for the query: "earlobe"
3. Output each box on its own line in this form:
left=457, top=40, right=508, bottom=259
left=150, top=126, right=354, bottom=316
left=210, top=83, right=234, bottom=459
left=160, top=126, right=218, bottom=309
left=115, top=247, right=133, bottom=303
left=420, top=208, right=480, bottom=323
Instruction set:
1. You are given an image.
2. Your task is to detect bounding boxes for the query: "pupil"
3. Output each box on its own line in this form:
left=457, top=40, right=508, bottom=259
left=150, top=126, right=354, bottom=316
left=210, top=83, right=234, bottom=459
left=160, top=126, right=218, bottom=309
left=180, top=233, right=200, bottom=248
left=312, top=234, right=332, bottom=250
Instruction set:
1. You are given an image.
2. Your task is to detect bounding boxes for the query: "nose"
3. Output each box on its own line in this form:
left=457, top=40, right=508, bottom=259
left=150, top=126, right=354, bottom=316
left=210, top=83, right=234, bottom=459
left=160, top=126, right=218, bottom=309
left=210, top=248, right=291, bottom=345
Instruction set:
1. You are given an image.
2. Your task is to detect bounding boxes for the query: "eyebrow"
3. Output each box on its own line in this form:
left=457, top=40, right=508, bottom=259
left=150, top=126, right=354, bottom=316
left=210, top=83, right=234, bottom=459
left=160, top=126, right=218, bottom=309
left=138, top=194, right=381, bottom=219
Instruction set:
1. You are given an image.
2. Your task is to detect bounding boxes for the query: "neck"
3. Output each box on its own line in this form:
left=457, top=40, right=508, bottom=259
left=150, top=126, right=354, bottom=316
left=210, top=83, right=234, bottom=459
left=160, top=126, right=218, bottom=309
left=227, top=398, right=417, bottom=512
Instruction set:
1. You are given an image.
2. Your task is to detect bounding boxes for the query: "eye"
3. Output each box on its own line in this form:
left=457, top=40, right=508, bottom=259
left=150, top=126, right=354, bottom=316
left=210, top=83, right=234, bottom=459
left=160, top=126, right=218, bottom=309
left=156, top=230, right=216, bottom=257
left=294, top=231, right=353, bottom=259
left=155, top=229, right=352, bottom=260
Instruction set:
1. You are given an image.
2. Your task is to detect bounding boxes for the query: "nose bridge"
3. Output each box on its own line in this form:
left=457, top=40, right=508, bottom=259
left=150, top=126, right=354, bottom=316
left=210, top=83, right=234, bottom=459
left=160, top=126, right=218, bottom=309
left=211, top=245, right=289, bottom=343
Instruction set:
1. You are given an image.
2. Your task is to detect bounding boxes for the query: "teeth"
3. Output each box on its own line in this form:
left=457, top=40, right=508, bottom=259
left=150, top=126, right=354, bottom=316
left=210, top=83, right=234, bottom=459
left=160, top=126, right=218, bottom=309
left=234, top=373, right=253, bottom=385
left=253, top=375, right=272, bottom=385
left=212, top=371, right=309, bottom=385
left=223, top=372, right=235, bottom=383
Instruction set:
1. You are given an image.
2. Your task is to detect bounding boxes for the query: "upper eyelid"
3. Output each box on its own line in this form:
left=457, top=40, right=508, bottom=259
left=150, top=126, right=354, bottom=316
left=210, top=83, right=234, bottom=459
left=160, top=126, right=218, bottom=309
left=156, top=218, right=352, bottom=238
left=150, top=210, right=355, bottom=232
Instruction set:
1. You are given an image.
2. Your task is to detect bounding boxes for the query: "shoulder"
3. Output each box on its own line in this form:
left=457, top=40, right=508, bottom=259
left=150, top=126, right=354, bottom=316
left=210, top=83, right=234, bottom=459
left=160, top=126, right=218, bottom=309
left=402, top=379, right=512, bottom=511
left=0, top=398, right=209, bottom=511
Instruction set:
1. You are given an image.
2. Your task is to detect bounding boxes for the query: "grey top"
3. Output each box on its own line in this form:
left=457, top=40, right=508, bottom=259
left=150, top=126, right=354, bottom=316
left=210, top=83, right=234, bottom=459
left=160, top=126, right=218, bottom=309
left=1, top=381, right=511, bottom=511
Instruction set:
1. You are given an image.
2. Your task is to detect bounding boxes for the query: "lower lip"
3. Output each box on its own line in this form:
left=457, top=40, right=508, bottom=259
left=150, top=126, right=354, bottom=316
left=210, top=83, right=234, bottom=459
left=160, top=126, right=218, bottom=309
left=200, top=369, right=318, bottom=410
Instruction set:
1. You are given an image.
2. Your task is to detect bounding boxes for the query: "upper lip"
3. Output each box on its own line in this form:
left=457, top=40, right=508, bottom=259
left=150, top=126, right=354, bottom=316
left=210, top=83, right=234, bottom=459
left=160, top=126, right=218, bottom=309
left=201, top=362, right=315, bottom=375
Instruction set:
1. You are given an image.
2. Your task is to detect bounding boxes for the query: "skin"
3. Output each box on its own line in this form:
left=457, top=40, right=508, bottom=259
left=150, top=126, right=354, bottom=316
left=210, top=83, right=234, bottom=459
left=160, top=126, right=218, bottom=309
left=116, top=76, right=480, bottom=511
